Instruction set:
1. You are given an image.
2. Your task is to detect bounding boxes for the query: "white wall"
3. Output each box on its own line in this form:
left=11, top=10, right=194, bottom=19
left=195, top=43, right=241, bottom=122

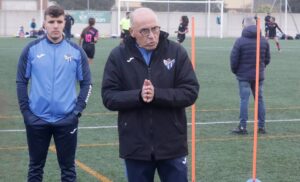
left=2, top=0, right=36, bottom=10
left=0, top=11, right=38, bottom=36
left=1, top=10, right=299, bottom=38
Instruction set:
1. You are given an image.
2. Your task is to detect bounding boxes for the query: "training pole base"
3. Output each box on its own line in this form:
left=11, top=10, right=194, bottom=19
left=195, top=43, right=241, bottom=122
left=246, top=178, right=261, bottom=182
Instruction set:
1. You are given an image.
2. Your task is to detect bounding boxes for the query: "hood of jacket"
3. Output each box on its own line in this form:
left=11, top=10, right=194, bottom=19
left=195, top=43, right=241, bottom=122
left=242, top=25, right=257, bottom=39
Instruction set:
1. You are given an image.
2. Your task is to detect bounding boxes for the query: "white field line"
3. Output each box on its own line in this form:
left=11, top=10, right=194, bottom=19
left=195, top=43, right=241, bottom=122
left=1, top=118, right=300, bottom=132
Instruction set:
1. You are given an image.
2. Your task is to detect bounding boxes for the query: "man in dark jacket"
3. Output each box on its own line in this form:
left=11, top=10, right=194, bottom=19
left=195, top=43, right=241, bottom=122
left=264, top=12, right=271, bottom=36
left=64, top=13, right=74, bottom=40
left=230, top=16, right=270, bottom=135
left=102, top=7, right=199, bottom=182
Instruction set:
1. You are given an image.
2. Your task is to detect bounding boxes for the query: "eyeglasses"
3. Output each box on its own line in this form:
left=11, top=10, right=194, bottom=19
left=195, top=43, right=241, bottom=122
left=139, top=26, right=160, bottom=37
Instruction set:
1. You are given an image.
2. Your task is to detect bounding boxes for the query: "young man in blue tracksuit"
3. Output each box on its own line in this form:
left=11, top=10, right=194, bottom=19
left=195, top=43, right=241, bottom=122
left=16, top=5, right=92, bottom=181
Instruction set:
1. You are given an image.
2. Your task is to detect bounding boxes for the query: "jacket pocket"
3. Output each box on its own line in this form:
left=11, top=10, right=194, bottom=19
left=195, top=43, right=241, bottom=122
left=22, top=110, right=40, bottom=125
left=118, top=111, right=138, bottom=137
left=54, top=112, right=79, bottom=126
left=118, top=119, right=129, bottom=137
left=174, top=120, right=185, bottom=134
left=172, top=110, right=186, bottom=135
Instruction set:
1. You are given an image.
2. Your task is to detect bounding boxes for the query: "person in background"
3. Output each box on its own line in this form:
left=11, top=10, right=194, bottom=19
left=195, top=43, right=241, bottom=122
left=64, top=13, right=75, bottom=40
left=18, top=26, right=25, bottom=38
left=16, top=5, right=92, bottom=181
left=37, top=27, right=46, bottom=38
left=175, top=15, right=189, bottom=44
left=266, top=16, right=284, bottom=52
left=230, top=16, right=270, bottom=135
left=264, top=12, right=271, bottom=36
left=102, top=7, right=199, bottom=182
left=120, top=11, right=131, bottom=44
left=30, top=18, right=37, bottom=38
left=30, top=18, right=37, bottom=31
left=79, top=17, right=99, bottom=64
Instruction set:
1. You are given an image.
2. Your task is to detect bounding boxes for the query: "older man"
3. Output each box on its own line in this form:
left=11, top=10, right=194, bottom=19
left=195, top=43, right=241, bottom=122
left=102, top=7, right=199, bottom=182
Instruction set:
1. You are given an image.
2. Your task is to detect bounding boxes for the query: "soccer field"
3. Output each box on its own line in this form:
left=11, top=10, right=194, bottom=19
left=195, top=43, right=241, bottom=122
left=0, top=37, right=300, bottom=182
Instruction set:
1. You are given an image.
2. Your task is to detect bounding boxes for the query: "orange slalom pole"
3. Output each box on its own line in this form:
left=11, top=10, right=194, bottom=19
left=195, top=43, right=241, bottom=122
left=191, top=16, right=196, bottom=182
left=252, top=17, right=261, bottom=182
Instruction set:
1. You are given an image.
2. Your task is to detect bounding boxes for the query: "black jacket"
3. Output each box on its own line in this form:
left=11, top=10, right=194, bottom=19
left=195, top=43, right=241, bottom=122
left=101, top=31, right=199, bottom=160
left=64, top=14, right=74, bottom=29
left=230, top=25, right=270, bottom=81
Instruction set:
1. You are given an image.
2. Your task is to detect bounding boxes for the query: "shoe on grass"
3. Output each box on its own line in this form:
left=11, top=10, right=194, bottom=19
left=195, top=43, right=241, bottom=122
left=258, top=127, right=267, bottom=134
left=232, top=125, right=248, bottom=135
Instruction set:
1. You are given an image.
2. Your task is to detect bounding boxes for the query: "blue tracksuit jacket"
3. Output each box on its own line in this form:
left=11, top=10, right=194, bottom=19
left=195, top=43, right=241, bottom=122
left=16, top=36, right=92, bottom=122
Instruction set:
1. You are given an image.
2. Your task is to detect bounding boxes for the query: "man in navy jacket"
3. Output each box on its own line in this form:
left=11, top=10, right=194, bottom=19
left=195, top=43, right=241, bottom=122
left=64, top=13, right=74, bottom=40
left=230, top=16, right=270, bottom=135
left=102, top=7, right=199, bottom=182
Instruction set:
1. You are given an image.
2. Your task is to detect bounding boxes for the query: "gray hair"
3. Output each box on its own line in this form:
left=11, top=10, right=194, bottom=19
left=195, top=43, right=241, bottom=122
left=243, top=16, right=256, bottom=27
left=130, top=7, right=158, bottom=27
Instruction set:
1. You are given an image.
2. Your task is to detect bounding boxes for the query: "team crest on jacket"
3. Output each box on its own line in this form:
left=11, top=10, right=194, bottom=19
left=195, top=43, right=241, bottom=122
left=163, top=58, right=175, bottom=70
left=64, top=54, right=73, bottom=62
left=36, top=53, right=45, bottom=59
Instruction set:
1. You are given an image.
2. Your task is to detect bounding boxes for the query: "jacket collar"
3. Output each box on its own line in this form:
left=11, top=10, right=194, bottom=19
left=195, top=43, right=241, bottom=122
left=45, top=35, right=65, bottom=45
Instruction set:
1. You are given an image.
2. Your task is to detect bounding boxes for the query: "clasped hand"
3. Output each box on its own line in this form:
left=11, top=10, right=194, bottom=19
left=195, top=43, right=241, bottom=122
left=141, top=79, right=154, bottom=103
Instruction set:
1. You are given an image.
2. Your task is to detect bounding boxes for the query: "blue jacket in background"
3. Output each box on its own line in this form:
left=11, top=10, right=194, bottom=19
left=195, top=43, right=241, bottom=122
left=230, top=25, right=270, bottom=81
left=16, top=36, right=92, bottom=122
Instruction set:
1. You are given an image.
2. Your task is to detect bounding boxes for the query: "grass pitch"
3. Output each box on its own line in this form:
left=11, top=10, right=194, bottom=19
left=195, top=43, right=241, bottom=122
left=0, top=37, right=300, bottom=182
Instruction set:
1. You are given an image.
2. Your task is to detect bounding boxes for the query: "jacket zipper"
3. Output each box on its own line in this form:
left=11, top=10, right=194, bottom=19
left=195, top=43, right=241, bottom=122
left=51, top=46, right=56, bottom=120
left=147, top=65, right=154, bottom=155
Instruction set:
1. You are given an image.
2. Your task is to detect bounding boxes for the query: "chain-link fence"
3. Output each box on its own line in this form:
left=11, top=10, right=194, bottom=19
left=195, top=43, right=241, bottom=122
left=1, top=0, right=300, bottom=37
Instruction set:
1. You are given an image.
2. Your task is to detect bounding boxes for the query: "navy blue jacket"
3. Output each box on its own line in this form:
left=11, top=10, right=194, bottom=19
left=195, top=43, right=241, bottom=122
left=102, top=31, right=199, bottom=160
left=230, top=25, right=270, bottom=81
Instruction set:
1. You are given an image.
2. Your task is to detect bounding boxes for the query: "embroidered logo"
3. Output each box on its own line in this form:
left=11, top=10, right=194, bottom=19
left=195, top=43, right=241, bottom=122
left=36, top=53, right=45, bottom=59
left=126, top=57, right=134, bottom=63
left=163, top=58, right=175, bottom=70
left=64, top=54, right=73, bottom=62
left=182, top=157, right=187, bottom=165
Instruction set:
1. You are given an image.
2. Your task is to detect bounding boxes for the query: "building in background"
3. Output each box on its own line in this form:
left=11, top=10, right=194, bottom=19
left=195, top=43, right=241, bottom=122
left=225, top=0, right=253, bottom=12
left=0, top=0, right=48, bottom=36
left=0, top=0, right=48, bottom=10
left=115, top=0, right=141, bottom=10
left=0, top=0, right=299, bottom=38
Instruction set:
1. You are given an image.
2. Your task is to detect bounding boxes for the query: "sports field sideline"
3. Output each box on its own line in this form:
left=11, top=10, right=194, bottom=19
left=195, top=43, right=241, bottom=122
left=0, top=37, right=300, bottom=181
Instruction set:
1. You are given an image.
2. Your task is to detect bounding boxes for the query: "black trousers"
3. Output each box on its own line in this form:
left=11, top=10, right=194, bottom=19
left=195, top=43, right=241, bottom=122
left=64, top=27, right=72, bottom=40
left=82, top=43, right=95, bottom=59
left=24, top=111, right=78, bottom=182
left=124, top=156, right=188, bottom=182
